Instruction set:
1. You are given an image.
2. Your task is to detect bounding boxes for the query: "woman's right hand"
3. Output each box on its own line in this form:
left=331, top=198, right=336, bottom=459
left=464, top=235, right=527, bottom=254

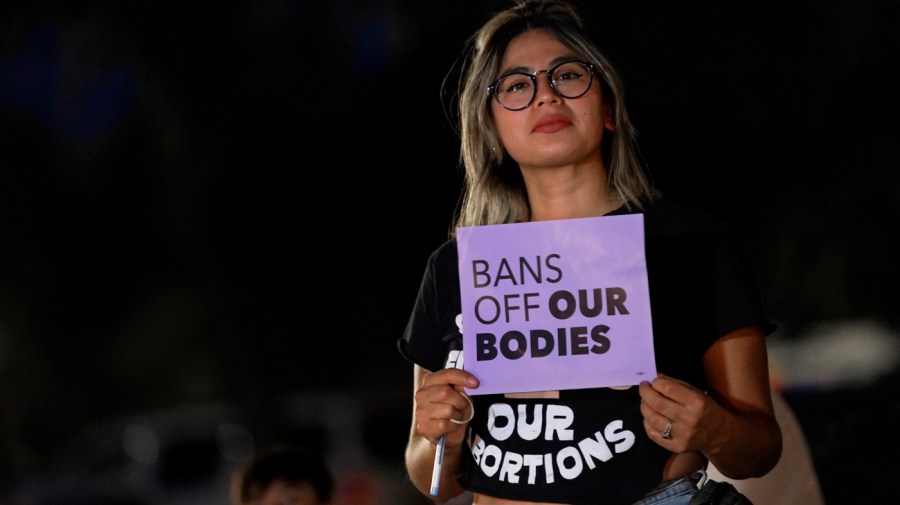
left=414, top=367, right=479, bottom=447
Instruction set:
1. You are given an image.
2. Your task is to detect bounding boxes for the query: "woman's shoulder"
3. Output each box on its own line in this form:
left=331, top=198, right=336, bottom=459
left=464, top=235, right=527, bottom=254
left=420, top=238, right=461, bottom=283
left=427, top=237, right=459, bottom=265
left=640, top=196, right=734, bottom=236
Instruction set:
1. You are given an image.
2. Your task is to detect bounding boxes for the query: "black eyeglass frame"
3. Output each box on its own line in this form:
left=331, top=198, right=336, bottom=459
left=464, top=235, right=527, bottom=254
left=486, top=60, right=595, bottom=111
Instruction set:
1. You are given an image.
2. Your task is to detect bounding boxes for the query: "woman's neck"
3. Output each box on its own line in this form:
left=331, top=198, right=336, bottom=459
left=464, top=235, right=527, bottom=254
left=522, top=162, right=619, bottom=221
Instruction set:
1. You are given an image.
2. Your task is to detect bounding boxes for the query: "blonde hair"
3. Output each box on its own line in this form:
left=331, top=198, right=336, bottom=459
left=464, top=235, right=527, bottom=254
left=452, top=0, right=657, bottom=233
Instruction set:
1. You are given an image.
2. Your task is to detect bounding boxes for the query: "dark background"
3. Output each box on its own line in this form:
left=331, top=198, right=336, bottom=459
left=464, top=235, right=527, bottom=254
left=1, top=1, right=898, bottom=504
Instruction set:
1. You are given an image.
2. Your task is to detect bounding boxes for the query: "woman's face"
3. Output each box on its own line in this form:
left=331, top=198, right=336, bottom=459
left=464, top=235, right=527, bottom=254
left=490, top=29, right=612, bottom=170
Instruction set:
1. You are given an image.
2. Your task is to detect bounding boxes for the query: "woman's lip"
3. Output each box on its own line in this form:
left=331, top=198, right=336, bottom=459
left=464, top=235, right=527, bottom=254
left=532, top=115, right=572, bottom=133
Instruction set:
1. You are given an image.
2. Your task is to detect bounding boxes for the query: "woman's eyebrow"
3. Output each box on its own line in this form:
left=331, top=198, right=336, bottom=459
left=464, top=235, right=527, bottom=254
left=497, top=55, right=580, bottom=76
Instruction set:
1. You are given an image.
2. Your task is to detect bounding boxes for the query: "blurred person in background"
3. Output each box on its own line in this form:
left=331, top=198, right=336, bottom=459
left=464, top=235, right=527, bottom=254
left=707, top=388, right=825, bottom=505
left=231, top=444, right=334, bottom=505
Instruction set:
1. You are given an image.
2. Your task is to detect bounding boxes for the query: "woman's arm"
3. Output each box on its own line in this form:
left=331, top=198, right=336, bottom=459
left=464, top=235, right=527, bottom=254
left=700, top=325, right=782, bottom=477
left=405, top=365, right=477, bottom=501
left=640, top=325, right=782, bottom=479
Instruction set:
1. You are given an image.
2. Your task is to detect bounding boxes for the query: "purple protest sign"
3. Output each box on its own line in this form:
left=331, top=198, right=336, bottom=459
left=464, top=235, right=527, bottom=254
left=456, top=214, right=655, bottom=395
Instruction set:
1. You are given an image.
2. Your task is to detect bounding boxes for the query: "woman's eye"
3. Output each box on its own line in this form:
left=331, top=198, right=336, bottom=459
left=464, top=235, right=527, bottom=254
left=507, top=82, right=530, bottom=93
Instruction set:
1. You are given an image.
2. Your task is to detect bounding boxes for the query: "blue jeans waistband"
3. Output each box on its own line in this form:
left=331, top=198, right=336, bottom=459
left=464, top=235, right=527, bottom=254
left=631, top=470, right=707, bottom=505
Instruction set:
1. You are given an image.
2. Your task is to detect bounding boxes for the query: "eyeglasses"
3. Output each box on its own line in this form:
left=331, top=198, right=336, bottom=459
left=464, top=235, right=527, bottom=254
left=487, top=61, right=594, bottom=111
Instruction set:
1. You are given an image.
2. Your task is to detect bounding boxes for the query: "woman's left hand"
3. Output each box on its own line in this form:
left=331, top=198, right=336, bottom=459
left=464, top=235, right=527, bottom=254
left=638, top=373, right=723, bottom=453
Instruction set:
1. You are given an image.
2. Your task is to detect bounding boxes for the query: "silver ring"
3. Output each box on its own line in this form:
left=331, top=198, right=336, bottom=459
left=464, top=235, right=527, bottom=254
left=661, top=420, right=673, bottom=439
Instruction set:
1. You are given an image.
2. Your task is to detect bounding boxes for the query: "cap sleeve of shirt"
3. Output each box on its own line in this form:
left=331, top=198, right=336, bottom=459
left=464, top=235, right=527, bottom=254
left=397, top=240, right=460, bottom=373
left=713, top=220, right=778, bottom=339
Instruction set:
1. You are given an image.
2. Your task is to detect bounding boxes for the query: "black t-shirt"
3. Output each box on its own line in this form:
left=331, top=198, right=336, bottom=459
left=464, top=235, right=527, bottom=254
left=397, top=197, right=775, bottom=505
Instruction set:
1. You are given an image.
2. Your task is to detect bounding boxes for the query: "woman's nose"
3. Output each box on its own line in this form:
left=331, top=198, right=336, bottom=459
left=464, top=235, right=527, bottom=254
left=534, top=71, right=558, bottom=107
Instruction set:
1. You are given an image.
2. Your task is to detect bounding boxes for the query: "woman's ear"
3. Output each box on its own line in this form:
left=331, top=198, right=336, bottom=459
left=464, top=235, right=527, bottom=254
left=603, top=106, right=615, bottom=132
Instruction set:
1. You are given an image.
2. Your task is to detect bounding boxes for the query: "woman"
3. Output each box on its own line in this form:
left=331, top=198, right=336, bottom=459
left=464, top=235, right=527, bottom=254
left=397, top=1, right=782, bottom=504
